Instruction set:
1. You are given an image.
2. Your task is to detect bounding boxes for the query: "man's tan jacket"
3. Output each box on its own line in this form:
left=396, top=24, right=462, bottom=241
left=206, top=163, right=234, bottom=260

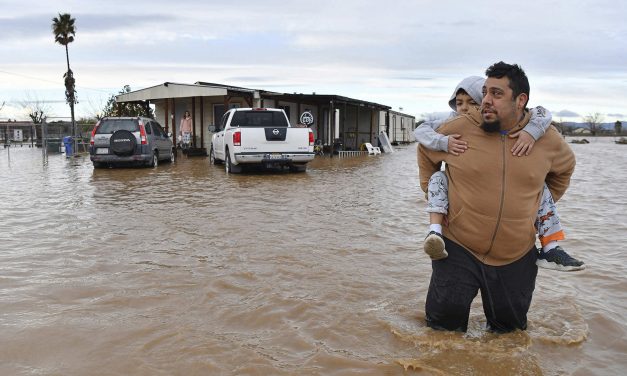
left=418, top=107, right=576, bottom=266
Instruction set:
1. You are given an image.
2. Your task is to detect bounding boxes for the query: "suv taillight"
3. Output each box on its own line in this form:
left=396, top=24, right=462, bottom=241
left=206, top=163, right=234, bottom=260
left=139, top=122, right=148, bottom=145
left=233, top=130, right=241, bottom=146
left=90, top=121, right=100, bottom=145
left=309, top=130, right=314, bottom=146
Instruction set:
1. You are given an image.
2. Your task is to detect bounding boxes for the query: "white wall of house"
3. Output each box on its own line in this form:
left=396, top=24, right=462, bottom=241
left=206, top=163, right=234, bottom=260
left=387, top=111, right=415, bottom=143
left=153, top=100, right=168, bottom=130
left=378, top=111, right=387, bottom=134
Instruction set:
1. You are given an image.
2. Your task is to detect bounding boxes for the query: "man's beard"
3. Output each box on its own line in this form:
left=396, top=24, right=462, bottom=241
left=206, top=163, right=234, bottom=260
left=481, top=120, right=501, bottom=133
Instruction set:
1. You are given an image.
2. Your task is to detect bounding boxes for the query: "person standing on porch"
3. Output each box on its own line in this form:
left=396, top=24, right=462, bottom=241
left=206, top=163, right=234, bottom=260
left=180, top=110, right=193, bottom=148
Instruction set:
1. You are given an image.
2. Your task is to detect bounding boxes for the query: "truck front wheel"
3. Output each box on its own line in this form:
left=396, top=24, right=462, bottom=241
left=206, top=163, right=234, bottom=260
left=209, top=146, right=221, bottom=165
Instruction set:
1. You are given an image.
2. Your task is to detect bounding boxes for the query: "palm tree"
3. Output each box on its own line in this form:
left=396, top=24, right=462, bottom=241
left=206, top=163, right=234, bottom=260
left=52, top=13, right=77, bottom=153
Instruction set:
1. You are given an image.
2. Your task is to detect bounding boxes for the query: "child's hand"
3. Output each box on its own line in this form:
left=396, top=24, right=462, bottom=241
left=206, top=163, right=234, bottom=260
left=509, top=130, right=535, bottom=156
left=448, top=134, right=468, bottom=156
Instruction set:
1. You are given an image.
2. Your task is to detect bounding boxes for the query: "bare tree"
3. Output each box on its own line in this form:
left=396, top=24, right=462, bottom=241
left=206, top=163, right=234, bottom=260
left=19, top=92, right=53, bottom=123
left=551, top=120, right=564, bottom=135
left=84, top=95, right=107, bottom=120
left=583, top=112, right=604, bottom=136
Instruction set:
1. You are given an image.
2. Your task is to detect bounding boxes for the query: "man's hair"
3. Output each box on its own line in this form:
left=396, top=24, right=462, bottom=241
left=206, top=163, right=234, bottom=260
left=485, top=61, right=530, bottom=106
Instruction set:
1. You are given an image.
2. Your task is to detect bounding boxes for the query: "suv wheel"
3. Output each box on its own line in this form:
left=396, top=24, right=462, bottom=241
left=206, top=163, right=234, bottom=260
left=110, top=130, right=137, bottom=156
left=150, top=151, right=159, bottom=167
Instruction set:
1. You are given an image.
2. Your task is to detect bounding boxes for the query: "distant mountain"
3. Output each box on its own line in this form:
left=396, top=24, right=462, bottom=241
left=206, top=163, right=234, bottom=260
left=561, top=121, right=623, bottom=130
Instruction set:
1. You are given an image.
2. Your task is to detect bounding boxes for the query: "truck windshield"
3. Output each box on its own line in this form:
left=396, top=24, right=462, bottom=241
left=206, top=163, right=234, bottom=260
left=231, top=111, right=288, bottom=128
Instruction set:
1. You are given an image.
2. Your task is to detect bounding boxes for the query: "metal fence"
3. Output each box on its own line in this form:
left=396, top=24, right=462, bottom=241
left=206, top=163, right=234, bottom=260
left=337, top=150, right=369, bottom=157
left=41, top=118, right=90, bottom=155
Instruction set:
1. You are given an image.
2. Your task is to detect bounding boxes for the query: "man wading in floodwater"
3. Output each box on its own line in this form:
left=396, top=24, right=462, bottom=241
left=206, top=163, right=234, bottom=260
left=417, top=62, right=576, bottom=332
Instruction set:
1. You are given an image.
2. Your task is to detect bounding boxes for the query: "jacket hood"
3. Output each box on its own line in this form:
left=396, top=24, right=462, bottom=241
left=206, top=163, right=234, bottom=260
left=448, top=76, right=485, bottom=112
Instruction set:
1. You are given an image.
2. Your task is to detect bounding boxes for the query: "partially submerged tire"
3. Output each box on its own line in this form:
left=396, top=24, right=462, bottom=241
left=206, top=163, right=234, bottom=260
left=169, top=148, right=175, bottom=163
left=225, top=150, right=241, bottom=173
left=149, top=151, right=159, bottom=167
left=209, top=146, right=220, bottom=165
left=289, top=164, right=307, bottom=173
left=109, top=130, right=136, bottom=156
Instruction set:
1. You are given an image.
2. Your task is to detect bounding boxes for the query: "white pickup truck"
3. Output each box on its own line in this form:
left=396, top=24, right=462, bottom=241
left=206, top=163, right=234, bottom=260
left=209, top=108, right=315, bottom=173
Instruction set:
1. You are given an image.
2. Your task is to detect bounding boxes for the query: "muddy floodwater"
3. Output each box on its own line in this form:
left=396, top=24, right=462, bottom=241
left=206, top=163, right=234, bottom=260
left=1, top=139, right=626, bottom=375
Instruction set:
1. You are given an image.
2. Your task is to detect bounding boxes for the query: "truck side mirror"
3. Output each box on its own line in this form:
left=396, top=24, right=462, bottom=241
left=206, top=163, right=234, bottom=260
left=208, top=125, right=217, bottom=132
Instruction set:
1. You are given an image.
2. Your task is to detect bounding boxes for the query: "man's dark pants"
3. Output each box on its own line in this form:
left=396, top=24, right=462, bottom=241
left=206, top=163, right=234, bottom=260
left=425, top=237, right=538, bottom=332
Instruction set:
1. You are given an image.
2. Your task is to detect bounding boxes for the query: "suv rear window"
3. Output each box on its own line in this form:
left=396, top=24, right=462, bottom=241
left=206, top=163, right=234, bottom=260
left=97, top=119, right=139, bottom=134
left=230, top=111, right=288, bottom=128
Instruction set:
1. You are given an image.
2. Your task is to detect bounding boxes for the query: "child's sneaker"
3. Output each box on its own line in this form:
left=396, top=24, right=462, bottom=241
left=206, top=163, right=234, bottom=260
left=424, top=231, right=448, bottom=260
left=536, top=246, right=585, bottom=271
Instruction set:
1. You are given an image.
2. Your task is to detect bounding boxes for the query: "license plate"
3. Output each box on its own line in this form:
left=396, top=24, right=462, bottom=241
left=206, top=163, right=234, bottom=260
left=267, top=154, right=284, bottom=159
left=96, top=148, right=109, bottom=154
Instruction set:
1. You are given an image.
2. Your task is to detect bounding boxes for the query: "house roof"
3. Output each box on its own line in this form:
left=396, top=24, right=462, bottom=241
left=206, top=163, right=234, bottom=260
left=116, top=81, right=394, bottom=112
left=116, top=82, right=230, bottom=102
left=260, top=92, right=391, bottom=111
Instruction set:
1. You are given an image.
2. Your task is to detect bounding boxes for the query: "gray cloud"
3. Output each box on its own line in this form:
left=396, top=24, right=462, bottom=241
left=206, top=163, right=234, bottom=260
left=607, top=113, right=624, bottom=118
left=0, top=15, right=50, bottom=39
left=0, top=12, right=178, bottom=42
left=76, top=13, right=177, bottom=33
left=1, top=0, right=626, bottom=121
left=554, top=110, right=580, bottom=117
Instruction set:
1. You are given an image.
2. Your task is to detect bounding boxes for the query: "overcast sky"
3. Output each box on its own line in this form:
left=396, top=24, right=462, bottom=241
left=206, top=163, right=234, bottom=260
left=1, top=0, right=625, bottom=122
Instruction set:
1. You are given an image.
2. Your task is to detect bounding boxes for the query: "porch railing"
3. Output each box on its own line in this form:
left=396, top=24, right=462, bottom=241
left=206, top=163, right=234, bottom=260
left=337, top=150, right=368, bottom=157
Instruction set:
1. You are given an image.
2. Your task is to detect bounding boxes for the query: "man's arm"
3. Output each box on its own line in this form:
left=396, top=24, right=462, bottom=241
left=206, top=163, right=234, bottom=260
left=544, top=130, right=576, bottom=202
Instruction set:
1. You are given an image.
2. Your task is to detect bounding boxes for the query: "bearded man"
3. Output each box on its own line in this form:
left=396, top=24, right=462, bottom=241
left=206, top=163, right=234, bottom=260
left=417, top=61, right=576, bottom=332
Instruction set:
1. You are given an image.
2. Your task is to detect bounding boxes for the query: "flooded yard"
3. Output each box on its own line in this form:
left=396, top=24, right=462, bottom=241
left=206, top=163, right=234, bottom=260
left=1, top=140, right=626, bottom=375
